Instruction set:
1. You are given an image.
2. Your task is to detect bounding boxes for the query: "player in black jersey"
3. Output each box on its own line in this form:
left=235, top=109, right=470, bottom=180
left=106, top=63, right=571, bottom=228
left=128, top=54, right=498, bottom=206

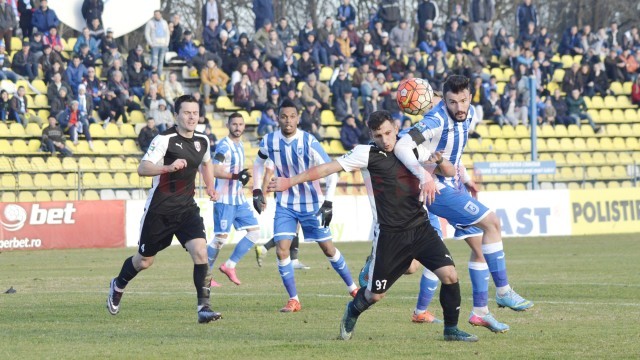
left=106, top=95, right=222, bottom=323
left=269, top=110, right=478, bottom=342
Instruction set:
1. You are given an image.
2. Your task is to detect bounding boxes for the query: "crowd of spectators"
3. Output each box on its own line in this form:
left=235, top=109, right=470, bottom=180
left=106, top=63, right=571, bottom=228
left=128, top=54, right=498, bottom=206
left=1, top=0, right=639, bottom=155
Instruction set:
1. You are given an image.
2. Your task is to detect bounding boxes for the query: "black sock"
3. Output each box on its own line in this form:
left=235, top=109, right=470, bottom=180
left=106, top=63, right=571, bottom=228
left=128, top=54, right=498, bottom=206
left=194, top=264, right=210, bottom=308
left=263, top=237, right=276, bottom=251
left=115, top=256, right=139, bottom=289
left=290, top=234, right=300, bottom=260
left=440, top=282, right=461, bottom=328
left=348, top=287, right=372, bottom=317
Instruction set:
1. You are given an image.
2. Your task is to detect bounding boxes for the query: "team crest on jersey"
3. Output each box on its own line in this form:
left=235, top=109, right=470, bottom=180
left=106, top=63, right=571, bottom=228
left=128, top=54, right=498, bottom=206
left=297, top=147, right=303, bottom=156
left=341, top=150, right=353, bottom=159
left=220, top=220, right=228, bottom=230
left=194, top=141, right=201, bottom=152
left=463, top=201, right=479, bottom=215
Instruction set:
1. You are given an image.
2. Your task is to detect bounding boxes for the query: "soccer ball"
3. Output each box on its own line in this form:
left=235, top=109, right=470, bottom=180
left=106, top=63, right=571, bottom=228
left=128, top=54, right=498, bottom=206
left=396, top=78, right=434, bottom=115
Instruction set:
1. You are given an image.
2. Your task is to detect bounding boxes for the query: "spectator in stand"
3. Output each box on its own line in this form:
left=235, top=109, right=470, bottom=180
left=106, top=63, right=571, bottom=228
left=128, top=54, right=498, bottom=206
left=254, top=20, right=272, bottom=50
left=12, top=41, right=37, bottom=80
left=145, top=10, right=170, bottom=74
left=417, top=0, right=439, bottom=33
left=500, top=88, right=528, bottom=126
left=516, top=0, right=537, bottom=36
left=30, top=31, right=45, bottom=60
left=389, top=19, right=412, bottom=55
left=0, top=41, right=17, bottom=82
left=337, top=28, right=355, bottom=60
left=178, top=30, right=198, bottom=62
left=449, top=3, right=469, bottom=30
left=300, top=73, right=330, bottom=110
left=560, top=62, right=580, bottom=94
left=417, top=20, right=444, bottom=55
left=549, top=89, right=571, bottom=127
left=108, top=70, right=131, bottom=103
left=163, top=72, right=184, bottom=107
left=202, top=19, right=218, bottom=53
left=363, top=88, right=382, bottom=121
left=340, top=114, right=361, bottom=150
left=0, top=0, right=16, bottom=54
left=579, top=25, right=597, bottom=54
left=83, top=66, right=105, bottom=106
left=558, top=25, right=583, bottom=56
left=253, top=0, right=274, bottom=32
left=233, top=73, right=253, bottom=111
left=388, top=45, right=407, bottom=80
left=586, top=62, right=609, bottom=97
left=251, top=77, right=269, bottom=111
left=102, top=42, right=123, bottom=70
left=106, top=57, right=128, bottom=83
left=604, top=48, right=627, bottom=83
left=359, top=70, right=377, bottom=99
left=199, top=59, right=228, bottom=106
left=331, top=69, right=352, bottom=104
left=316, top=17, right=336, bottom=44
left=17, top=0, right=34, bottom=39
left=57, top=100, right=94, bottom=149
left=334, top=90, right=360, bottom=122
left=190, top=44, right=219, bottom=76
left=267, top=87, right=280, bottom=108
left=540, top=98, right=556, bottom=126
left=631, top=76, right=640, bottom=106
left=246, top=58, right=263, bottom=84
left=500, top=34, right=519, bottom=68
left=128, top=60, right=148, bottom=99
left=229, top=61, right=248, bottom=92
left=66, top=55, right=88, bottom=96
left=566, top=88, right=599, bottom=132
left=169, top=14, right=183, bottom=53
left=378, top=0, right=400, bottom=32
left=237, top=33, right=255, bottom=59
left=88, top=17, right=104, bottom=41
left=299, top=101, right=322, bottom=141
left=284, top=88, right=303, bottom=109
left=82, top=0, right=103, bottom=25
left=444, top=20, right=464, bottom=54
left=202, top=0, right=219, bottom=27
left=10, top=86, right=41, bottom=126
left=77, top=44, right=96, bottom=68
left=279, top=71, right=296, bottom=95
left=31, top=0, right=58, bottom=34
left=150, top=99, right=173, bottom=132
left=451, top=51, right=472, bottom=78
left=469, top=45, right=489, bottom=79
left=297, top=19, right=315, bottom=49
left=623, top=26, right=639, bottom=51
left=275, top=17, right=295, bottom=47
left=469, top=0, right=494, bottom=43
left=345, top=20, right=359, bottom=47
left=76, top=84, right=95, bottom=123
left=144, top=71, right=165, bottom=97
left=42, top=115, right=72, bottom=156
left=297, top=50, right=318, bottom=80
left=0, top=90, right=13, bottom=123
left=138, top=118, right=159, bottom=152
left=518, top=21, right=538, bottom=47
left=218, top=18, right=239, bottom=44
left=99, top=90, right=126, bottom=124
left=261, top=59, right=279, bottom=80
left=485, top=89, right=506, bottom=126
left=142, top=85, right=164, bottom=113
left=257, top=104, right=278, bottom=136
left=100, top=28, right=117, bottom=55
left=43, top=25, right=64, bottom=54
left=337, top=0, right=356, bottom=29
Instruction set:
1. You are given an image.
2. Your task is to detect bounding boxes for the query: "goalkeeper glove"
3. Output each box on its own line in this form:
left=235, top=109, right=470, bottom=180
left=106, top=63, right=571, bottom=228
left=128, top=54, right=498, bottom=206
left=316, top=200, right=333, bottom=227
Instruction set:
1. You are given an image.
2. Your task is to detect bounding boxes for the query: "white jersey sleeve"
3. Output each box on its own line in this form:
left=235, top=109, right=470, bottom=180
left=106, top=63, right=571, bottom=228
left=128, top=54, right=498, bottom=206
left=336, top=145, right=370, bottom=172
left=141, top=134, right=168, bottom=164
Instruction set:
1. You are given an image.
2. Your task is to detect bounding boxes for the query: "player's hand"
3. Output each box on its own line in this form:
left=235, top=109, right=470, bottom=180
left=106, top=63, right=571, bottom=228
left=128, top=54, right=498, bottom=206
left=168, top=159, right=187, bottom=172
left=252, top=189, right=266, bottom=214
left=464, top=180, right=479, bottom=199
left=206, top=186, right=219, bottom=201
left=316, top=200, right=333, bottom=227
left=232, top=168, right=251, bottom=186
left=267, top=177, right=291, bottom=192
left=419, top=176, right=439, bottom=206
left=428, top=151, right=444, bottom=165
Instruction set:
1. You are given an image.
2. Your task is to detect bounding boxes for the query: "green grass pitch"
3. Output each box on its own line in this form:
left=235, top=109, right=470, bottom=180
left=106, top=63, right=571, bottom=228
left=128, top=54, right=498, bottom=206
left=1, top=234, right=639, bottom=359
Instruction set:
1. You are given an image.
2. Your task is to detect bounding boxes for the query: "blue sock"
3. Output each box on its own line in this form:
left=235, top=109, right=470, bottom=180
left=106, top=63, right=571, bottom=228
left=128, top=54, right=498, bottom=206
left=416, top=268, right=439, bottom=312
left=206, top=244, right=220, bottom=271
left=468, top=262, right=489, bottom=308
left=483, top=242, right=509, bottom=288
left=278, top=257, right=297, bottom=298
left=328, top=249, right=355, bottom=288
left=229, top=236, right=254, bottom=264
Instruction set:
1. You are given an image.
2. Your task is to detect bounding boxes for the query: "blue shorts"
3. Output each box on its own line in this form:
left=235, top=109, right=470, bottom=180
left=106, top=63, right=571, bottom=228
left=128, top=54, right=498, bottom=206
left=214, top=202, right=259, bottom=234
left=274, top=205, right=332, bottom=242
left=428, top=185, right=488, bottom=240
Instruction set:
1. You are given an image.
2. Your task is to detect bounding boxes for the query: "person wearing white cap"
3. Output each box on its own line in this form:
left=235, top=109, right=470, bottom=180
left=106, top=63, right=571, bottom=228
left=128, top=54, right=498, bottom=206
left=150, top=98, right=174, bottom=132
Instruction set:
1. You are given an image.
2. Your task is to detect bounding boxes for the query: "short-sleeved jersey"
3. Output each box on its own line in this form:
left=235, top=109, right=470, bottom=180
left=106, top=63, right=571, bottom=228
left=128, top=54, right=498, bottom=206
left=258, top=130, right=331, bottom=213
left=401, top=101, right=477, bottom=190
left=213, top=136, right=246, bottom=205
left=337, top=144, right=428, bottom=231
left=142, top=126, right=211, bottom=214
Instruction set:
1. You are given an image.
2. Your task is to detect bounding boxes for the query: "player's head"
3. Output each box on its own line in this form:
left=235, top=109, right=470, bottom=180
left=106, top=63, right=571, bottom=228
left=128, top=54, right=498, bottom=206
left=442, top=75, right=471, bottom=122
left=367, top=110, right=398, bottom=152
left=278, top=99, right=299, bottom=137
left=174, top=95, right=200, bottom=134
left=227, top=112, right=245, bottom=139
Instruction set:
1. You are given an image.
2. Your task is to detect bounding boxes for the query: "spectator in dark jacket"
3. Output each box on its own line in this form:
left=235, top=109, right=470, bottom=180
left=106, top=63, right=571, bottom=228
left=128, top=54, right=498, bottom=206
left=516, top=0, right=537, bottom=36
left=417, top=0, right=438, bottom=30
left=337, top=0, right=356, bottom=29
left=558, top=25, right=583, bottom=56
left=81, top=0, right=103, bottom=25
left=42, top=115, right=73, bottom=156
left=31, top=0, right=59, bottom=34
left=377, top=0, right=401, bottom=32
left=138, top=118, right=159, bottom=152
left=340, top=115, right=361, bottom=150
left=334, top=91, right=360, bottom=122
left=299, top=101, right=322, bottom=141
left=12, top=42, right=38, bottom=80
left=17, top=0, right=35, bottom=38
left=0, top=0, right=17, bottom=54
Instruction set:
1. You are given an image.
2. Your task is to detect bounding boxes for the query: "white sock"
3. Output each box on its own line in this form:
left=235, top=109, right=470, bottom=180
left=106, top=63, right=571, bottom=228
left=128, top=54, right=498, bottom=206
left=414, top=309, right=426, bottom=315
left=348, top=283, right=357, bottom=292
left=290, top=295, right=299, bottom=301
left=497, top=285, right=511, bottom=296
left=225, top=260, right=237, bottom=268
left=473, top=306, right=489, bottom=316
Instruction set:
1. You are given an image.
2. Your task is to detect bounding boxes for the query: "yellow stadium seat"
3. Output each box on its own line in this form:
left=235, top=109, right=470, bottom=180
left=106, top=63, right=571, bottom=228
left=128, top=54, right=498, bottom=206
left=0, top=123, right=9, bottom=136
left=586, top=166, right=601, bottom=179
left=552, top=69, right=565, bottom=83
left=609, top=82, right=623, bottom=95
left=603, top=95, right=618, bottom=109
left=12, top=156, right=29, bottom=171
left=44, top=157, right=62, bottom=172
left=329, top=140, right=346, bottom=154
left=493, top=138, right=507, bottom=152
left=580, top=125, right=595, bottom=137
left=114, top=172, right=130, bottom=187
left=61, top=157, right=77, bottom=171
left=82, top=173, right=99, bottom=187
left=18, top=191, right=35, bottom=202
left=324, top=126, right=340, bottom=139
left=566, top=182, right=580, bottom=190
left=98, top=173, right=115, bottom=187
left=485, top=153, right=499, bottom=162
left=34, top=190, right=51, bottom=201
left=499, top=125, right=514, bottom=138
left=611, top=109, right=625, bottom=123
left=561, top=55, right=574, bottom=68
left=507, top=138, right=521, bottom=152
left=471, top=153, right=484, bottom=164
left=496, top=82, right=506, bottom=95
left=540, top=125, right=555, bottom=138
left=1, top=191, right=16, bottom=202
left=94, top=157, right=109, bottom=171
left=623, top=109, right=637, bottom=123
left=0, top=156, right=10, bottom=171
left=574, top=137, right=587, bottom=151
left=25, top=123, right=42, bottom=137
left=552, top=153, right=566, bottom=166
left=78, top=156, right=95, bottom=170
left=12, top=139, right=29, bottom=153
left=18, top=173, right=34, bottom=189
left=91, top=140, right=108, bottom=154
left=51, top=190, right=68, bottom=201
left=30, top=157, right=46, bottom=172
left=89, top=123, right=105, bottom=138
left=50, top=173, right=67, bottom=188
left=125, top=157, right=138, bottom=170
left=320, top=110, right=340, bottom=126
left=27, top=139, right=40, bottom=152
left=1, top=173, right=16, bottom=189
left=592, top=152, right=606, bottom=165
left=499, top=183, right=512, bottom=191
left=618, top=152, right=633, bottom=164
left=83, top=190, right=100, bottom=200
left=9, top=123, right=26, bottom=137
left=109, top=157, right=126, bottom=170
left=216, top=96, right=240, bottom=111
left=554, top=125, right=568, bottom=137
left=590, top=96, right=605, bottom=109
left=599, top=137, right=613, bottom=151
left=123, top=139, right=141, bottom=154
left=545, top=138, right=558, bottom=151
left=613, top=165, right=628, bottom=178
left=488, top=124, right=502, bottom=138
left=120, top=123, right=136, bottom=137
left=622, top=81, right=632, bottom=95
left=616, top=95, right=633, bottom=109
left=592, top=181, right=606, bottom=189
left=107, top=139, right=124, bottom=154
left=248, top=110, right=261, bottom=124
left=66, top=173, right=79, bottom=188
left=612, top=137, right=626, bottom=151
left=467, top=138, right=481, bottom=152
left=606, top=124, right=620, bottom=136
left=319, top=67, right=334, bottom=82
left=627, top=137, right=639, bottom=150
left=104, top=123, right=122, bottom=137
left=514, top=125, right=528, bottom=138
left=484, top=183, right=499, bottom=191
left=520, top=138, right=531, bottom=151
left=578, top=153, right=593, bottom=165
left=584, top=137, right=598, bottom=151
left=129, top=110, right=146, bottom=124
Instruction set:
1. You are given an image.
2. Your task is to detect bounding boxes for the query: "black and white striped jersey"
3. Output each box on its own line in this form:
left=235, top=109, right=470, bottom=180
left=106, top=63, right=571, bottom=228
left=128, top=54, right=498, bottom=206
left=141, top=126, right=211, bottom=214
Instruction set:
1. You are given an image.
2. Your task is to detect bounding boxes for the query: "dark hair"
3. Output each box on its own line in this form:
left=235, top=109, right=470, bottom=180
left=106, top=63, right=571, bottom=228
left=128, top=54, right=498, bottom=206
left=443, top=75, right=470, bottom=96
left=174, top=95, right=199, bottom=114
left=367, top=110, right=394, bottom=131
left=279, top=98, right=298, bottom=114
left=228, top=112, right=243, bottom=123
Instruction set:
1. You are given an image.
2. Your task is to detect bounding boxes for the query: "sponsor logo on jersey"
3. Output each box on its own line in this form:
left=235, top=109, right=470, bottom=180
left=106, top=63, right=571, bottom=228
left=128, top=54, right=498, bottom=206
left=175, top=142, right=183, bottom=149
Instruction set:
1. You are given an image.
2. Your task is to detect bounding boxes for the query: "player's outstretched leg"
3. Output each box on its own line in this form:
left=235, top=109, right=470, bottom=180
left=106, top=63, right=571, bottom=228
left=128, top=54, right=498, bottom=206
left=207, top=238, right=223, bottom=287
left=195, top=263, right=222, bottom=323
left=340, top=288, right=373, bottom=340
left=482, top=242, right=533, bottom=311
left=219, top=229, right=260, bottom=285
left=467, top=261, right=509, bottom=333
left=358, top=255, right=372, bottom=288
left=321, top=244, right=358, bottom=297
left=412, top=268, right=443, bottom=324
left=107, top=255, right=143, bottom=315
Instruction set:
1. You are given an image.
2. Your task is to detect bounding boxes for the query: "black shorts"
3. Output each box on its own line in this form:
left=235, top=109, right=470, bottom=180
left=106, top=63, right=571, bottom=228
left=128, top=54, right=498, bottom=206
left=366, top=221, right=454, bottom=294
left=138, top=206, right=206, bottom=257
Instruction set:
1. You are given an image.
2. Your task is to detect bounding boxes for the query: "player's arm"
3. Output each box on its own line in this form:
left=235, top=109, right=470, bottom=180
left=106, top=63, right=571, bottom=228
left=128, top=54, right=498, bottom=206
left=429, top=151, right=456, bottom=177
left=252, top=142, right=269, bottom=213
left=212, top=149, right=251, bottom=185
left=459, top=162, right=479, bottom=197
left=395, top=123, right=439, bottom=205
left=137, top=134, right=186, bottom=176
left=199, top=137, right=218, bottom=201
left=310, top=140, right=339, bottom=201
left=269, top=161, right=344, bottom=192
left=261, top=165, right=274, bottom=193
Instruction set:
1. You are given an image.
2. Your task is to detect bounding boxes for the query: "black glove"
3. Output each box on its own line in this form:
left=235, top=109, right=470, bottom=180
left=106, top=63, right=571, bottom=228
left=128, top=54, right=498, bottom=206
left=252, top=189, right=266, bottom=214
left=316, top=200, right=333, bottom=227
left=232, top=168, right=251, bottom=186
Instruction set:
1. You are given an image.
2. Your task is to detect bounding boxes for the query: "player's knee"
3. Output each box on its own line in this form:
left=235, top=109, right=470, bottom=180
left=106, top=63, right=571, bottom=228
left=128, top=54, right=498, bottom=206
left=318, top=242, right=336, bottom=257
left=137, top=256, right=154, bottom=270
left=212, top=236, right=226, bottom=249
left=435, top=266, right=458, bottom=284
left=481, top=212, right=501, bottom=234
left=366, top=290, right=385, bottom=303
left=245, top=228, right=260, bottom=243
left=275, top=245, right=290, bottom=259
left=405, top=259, right=421, bottom=275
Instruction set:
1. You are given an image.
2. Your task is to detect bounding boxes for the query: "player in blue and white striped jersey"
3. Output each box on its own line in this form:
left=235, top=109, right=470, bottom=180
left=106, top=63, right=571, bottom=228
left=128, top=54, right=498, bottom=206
left=252, top=99, right=358, bottom=313
left=206, top=112, right=260, bottom=287
left=394, top=75, right=533, bottom=332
